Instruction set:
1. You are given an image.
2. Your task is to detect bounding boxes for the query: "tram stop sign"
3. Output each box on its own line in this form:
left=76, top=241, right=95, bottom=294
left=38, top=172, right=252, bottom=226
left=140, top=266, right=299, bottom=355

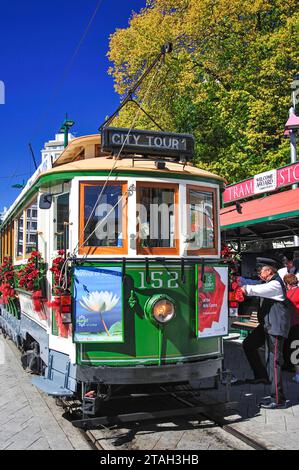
left=101, top=127, right=194, bottom=161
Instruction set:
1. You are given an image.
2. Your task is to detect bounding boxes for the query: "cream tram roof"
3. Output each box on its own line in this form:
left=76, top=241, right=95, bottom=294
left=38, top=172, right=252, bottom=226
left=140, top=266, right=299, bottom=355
left=47, top=134, right=225, bottom=181
left=1, top=134, right=224, bottom=225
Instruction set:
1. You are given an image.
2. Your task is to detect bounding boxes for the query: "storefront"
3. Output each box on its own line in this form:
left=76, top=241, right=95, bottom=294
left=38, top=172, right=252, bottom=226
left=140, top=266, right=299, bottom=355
left=220, top=162, right=299, bottom=336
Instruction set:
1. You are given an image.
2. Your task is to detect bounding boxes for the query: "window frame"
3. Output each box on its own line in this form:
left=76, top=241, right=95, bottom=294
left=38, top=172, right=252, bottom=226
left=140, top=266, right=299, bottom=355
left=136, top=181, right=179, bottom=256
left=186, top=184, right=218, bottom=256
left=15, top=213, right=25, bottom=261
left=53, top=191, right=70, bottom=252
left=79, top=181, right=128, bottom=255
left=24, top=198, right=38, bottom=258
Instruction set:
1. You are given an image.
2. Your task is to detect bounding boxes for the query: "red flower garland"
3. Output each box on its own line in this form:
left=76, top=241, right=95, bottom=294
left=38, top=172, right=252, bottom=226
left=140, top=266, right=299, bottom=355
left=0, top=257, right=16, bottom=304
left=47, top=250, right=71, bottom=337
left=221, top=243, right=244, bottom=304
left=17, top=251, right=47, bottom=313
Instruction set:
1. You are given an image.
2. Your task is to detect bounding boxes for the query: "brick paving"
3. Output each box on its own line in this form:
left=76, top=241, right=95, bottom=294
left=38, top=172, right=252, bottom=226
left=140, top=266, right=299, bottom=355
left=3, top=328, right=299, bottom=450
left=0, top=334, right=90, bottom=450
left=199, top=339, right=299, bottom=450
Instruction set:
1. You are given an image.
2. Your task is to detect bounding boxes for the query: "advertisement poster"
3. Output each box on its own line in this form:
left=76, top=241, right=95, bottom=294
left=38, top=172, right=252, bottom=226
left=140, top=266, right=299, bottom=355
left=73, top=266, right=123, bottom=343
left=197, top=266, right=228, bottom=338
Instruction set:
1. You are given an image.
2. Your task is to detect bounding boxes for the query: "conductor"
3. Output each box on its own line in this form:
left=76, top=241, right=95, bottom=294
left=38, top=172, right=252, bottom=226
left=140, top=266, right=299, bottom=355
left=241, top=257, right=290, bottom=409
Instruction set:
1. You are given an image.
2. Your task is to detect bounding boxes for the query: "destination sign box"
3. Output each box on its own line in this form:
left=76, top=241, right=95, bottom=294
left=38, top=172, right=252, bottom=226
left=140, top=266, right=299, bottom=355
left=101, top=127, right=194, bottom=161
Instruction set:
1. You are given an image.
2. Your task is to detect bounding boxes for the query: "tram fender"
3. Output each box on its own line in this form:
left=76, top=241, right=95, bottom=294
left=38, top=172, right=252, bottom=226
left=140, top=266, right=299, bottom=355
left=76, top=357, right=223, bottom=385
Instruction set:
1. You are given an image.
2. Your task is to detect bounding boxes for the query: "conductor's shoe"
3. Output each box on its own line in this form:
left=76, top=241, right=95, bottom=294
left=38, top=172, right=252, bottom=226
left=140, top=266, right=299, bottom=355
left=245, top=378, right=271, bottom=385
left=259, top=399, right=288, bottom=409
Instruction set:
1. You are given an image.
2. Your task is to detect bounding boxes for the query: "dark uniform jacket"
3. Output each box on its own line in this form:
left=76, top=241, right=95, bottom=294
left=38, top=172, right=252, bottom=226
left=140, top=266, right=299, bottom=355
left=258, top=274, right=290, bottom=338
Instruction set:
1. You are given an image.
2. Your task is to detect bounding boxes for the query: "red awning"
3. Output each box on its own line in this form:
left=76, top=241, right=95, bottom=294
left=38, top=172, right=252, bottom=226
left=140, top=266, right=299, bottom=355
left=221, top=187, right=299, bottom=229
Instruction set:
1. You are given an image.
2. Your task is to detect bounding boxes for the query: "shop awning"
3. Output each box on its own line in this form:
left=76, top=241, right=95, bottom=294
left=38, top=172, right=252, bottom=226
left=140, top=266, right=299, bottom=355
left=220, top=187, right=299, bottom=241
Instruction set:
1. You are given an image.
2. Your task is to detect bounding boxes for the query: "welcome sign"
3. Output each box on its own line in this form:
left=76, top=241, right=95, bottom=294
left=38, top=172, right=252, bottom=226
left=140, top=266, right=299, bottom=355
left=254, top=169, right=277, bottom=194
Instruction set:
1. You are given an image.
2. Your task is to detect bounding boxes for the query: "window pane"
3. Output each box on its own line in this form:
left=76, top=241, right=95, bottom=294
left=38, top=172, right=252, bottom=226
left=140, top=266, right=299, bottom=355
left=83, top=185, right=123, bottom=247
left=16, top=215, right=24, bottom=257
left=26, top=200, right=38, bottom=254
left=54, top=193, right=69, bottom=251
left=188, top=190, right=215, bottom=249
left=138, top=187, right=175, bottom=248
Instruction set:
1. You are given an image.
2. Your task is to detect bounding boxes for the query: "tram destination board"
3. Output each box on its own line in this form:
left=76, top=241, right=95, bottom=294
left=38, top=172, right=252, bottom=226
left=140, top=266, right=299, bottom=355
left=101, top=127, right=194, bottom=161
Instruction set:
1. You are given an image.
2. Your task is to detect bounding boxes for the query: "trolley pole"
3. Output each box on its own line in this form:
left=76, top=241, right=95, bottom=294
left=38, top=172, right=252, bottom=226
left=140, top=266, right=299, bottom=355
left=285, top=78, right=299, bottom=246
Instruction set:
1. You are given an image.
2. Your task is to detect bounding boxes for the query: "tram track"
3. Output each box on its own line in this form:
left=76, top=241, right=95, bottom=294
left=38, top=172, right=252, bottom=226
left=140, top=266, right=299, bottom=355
left=2, top=333, right=265, bottom=451
left=65, top=385, right=265, bottom=451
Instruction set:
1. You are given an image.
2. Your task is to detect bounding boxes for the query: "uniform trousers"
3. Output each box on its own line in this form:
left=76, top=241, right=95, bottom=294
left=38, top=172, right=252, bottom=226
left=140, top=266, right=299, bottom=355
left=243, top=325, right=286, bottom=403
left=265, top=334, right=285, bottom=403
left=243, top=324, right=269, bottom=380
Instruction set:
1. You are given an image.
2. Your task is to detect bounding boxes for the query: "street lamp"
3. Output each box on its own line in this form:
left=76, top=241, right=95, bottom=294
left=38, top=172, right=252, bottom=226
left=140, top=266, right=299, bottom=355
left=284, top=82, right=299, bottom=246
left=59, top=113, right=75, bottom=148
left=284, top=109, right=299, bottom=163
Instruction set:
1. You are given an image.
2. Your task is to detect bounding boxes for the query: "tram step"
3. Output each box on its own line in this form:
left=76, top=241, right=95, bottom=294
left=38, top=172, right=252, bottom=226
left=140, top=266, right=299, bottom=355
left=32, top=376, right=74, bottom=397
left=82, top=396, right=101, bottom=416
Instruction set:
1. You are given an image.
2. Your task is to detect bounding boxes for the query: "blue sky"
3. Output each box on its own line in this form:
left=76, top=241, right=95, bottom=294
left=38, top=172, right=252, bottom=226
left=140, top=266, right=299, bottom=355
left=0, top=0, right=145, bottom=209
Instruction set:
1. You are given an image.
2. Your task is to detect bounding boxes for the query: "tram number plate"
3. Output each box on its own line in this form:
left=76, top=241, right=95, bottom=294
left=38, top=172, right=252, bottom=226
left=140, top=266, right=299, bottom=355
left=137, top=271, right=179, bottom=289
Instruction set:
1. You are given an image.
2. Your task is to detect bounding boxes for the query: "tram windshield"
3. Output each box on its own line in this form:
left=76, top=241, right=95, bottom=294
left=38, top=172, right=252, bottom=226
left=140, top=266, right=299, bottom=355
left=136, top=183, right=178, bottom=254
left=186, top=186, right=217, bottom=254
left=80, top=182, right=125, bottom=251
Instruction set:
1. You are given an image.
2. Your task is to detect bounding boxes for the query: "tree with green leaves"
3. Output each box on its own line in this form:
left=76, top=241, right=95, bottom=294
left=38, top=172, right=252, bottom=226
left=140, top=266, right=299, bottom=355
left=107, top=0, right=298, bottom=182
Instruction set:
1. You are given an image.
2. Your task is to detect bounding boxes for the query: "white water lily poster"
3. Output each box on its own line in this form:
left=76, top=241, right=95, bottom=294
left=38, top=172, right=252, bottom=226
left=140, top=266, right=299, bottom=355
left=73, top=266, right=123, bottom=343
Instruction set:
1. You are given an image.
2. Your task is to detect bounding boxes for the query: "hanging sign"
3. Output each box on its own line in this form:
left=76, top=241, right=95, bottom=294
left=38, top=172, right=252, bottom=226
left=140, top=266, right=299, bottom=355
left=196, top=266, right=228, bottom=338
left=101, top=127, right=194, bottom=161
left=254, top=169, right=277, bottom=194
left=73, top=266, right=124, bottom=343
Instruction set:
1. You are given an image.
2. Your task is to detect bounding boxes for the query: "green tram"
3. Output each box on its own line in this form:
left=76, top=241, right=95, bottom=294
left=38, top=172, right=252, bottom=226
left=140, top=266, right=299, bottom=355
left=0, top=127, right=229, bottom=409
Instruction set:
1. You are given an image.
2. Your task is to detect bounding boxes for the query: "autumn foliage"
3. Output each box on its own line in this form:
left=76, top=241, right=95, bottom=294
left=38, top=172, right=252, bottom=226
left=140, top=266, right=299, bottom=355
left=108, top=0, right=298, bottom=183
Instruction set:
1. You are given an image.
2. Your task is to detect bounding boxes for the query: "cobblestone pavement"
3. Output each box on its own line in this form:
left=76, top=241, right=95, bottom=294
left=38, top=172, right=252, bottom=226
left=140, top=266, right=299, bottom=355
left=0, top=334, right=91, bottom=450
left=4, top=330, right=299, bottom=450
left=0, top=333, right=252, bottom=451
left=199, top=339, right=299, bottom=450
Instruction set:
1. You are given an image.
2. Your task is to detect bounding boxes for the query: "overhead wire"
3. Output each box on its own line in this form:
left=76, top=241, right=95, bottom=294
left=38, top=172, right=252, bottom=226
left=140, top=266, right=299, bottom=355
left=4, top=0, right=104, bottom=189
left=58, top=61, right=164, bottom=290
left=74, top=63, right=162, bottom=256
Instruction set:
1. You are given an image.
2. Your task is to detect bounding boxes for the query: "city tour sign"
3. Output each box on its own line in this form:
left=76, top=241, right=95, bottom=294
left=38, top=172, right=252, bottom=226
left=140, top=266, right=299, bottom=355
left=101, top=127, right=194, bottom=161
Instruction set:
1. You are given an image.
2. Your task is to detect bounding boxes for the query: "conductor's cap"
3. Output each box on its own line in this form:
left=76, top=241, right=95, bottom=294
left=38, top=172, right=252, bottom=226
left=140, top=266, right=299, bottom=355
left=256, top=257, right=278, bottom=269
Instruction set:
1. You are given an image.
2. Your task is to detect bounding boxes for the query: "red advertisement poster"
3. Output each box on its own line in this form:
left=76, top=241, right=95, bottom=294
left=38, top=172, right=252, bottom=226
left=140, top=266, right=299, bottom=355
left=197, top=266, right=228, bottom=338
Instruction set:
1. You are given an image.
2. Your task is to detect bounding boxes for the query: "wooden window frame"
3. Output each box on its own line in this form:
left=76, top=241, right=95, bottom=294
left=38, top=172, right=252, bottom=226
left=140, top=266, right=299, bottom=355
left=186, top=185, right=218, bottom=256
left=24, top=198, right=38, bottom=259
left=79, top=181, right=128, bottom=255
left=136, top=182, right=179, bottom=256
left=15, top=214, right=25, bottom=261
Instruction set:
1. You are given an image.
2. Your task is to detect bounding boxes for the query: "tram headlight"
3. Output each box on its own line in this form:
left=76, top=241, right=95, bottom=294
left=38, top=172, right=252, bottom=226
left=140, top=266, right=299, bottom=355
left=144, top=295, right=175, bottom=324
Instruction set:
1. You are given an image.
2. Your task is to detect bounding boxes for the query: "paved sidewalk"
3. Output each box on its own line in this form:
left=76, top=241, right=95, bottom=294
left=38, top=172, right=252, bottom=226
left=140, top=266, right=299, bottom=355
left=0, top=333, right=91, bottom=450
left=200, top=339, right=299, bottom=450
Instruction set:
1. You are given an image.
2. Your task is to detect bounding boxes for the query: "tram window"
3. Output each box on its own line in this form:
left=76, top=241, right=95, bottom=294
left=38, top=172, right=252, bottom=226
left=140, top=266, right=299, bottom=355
left=54, top=193, right=69, bottom=251
left=25, top=199, right=38, bottom=255
left=136, top=183, right=179, bottom=255
left=16, top=215, right=24, bottom=258
left=79, top=182, right=127, bottom=254
left=186, top=186, right=218, bottom=255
